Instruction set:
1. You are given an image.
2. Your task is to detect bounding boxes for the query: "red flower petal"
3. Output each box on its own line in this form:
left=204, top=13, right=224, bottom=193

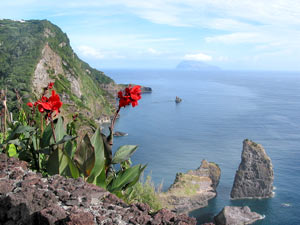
left=48, top=82, right=54, bottom=89
left=27, top=102, right=33, bottom=108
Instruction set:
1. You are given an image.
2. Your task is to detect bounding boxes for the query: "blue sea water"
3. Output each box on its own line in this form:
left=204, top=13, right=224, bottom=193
left=103, top=69, right=300, bottom=225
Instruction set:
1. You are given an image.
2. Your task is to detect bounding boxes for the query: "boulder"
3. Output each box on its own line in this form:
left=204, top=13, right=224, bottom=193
left=161, top=160, right=221, bottom=214
left=214, top=206, right=264, bottom=225
left=231, top=140, right=274, bottom=199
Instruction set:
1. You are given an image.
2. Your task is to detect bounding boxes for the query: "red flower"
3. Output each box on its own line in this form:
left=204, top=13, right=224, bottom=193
left=48, top=82, right=54, bottom=89
left=27, top=102, right=33, bottom=108
left=118, top=85, right=141, bottom=108
left=35, top=90, right=63, bottom=115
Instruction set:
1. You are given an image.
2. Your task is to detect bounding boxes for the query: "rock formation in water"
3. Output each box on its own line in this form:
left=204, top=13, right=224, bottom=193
left=114, top=131, right=128, bottom=137
left=160, top=160, right=221, bottom=214
left=175, top=96, right=182, bottom=103
left=214, top=206, right=264, bottom=225
left=231, top=139, right=274, bottom=199
left=0, top=154, right=196, bottom=225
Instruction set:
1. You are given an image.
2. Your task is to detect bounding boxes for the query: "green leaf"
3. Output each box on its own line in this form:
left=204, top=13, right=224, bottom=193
left=73, top=134, right=95, bottom=177
left=125, top=164, right=147, bottom=189
left=112, top=145, right=138, bottom=164
left=46, top=148, right=68, bottom=175
left=6, top=125, right=35, bottom=142
left=65, top=141, right=73, bottom=158
left=32, top=134, right=39, bottom=151
left=102, top=133, right=112, bottom=166
left=108, top=164, right=142, bottom=192
left=8, top=139, right=25, bottom=148
left=7, top=144, right=17, bottom=157
left=87, top=128, right=105, bottom=184
left=65, top=153, right=80, bottom=179
left=41, top=123, right=53, bottom=148
left=54, top=116, right=66, bottom=143
left=95, top=168, right=107, bottom=189
left=14, top=125, right=35, bottom=134
left=56, top=135, right=77, bottom=145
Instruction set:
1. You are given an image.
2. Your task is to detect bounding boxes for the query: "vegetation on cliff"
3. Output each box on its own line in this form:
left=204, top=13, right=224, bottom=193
left=0, top=19, right=114, bottom=126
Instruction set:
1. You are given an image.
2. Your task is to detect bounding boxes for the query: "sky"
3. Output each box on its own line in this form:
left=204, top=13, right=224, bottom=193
left=1, top=0, right=300, bottom=70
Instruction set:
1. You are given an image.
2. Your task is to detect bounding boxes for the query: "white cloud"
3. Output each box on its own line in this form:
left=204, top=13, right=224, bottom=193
left=143, top=38, right=179, bottom=43
left=147, top=48, right=161, bottom=55
left=96, top=0, right=300, bottom=30
left=183, top=53, right=212, bottom=61
left=77, top=45, right=104, bottom=59
left=205, top=32, right=263, bottom=44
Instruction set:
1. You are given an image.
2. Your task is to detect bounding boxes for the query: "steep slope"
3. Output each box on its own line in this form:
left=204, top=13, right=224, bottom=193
left=0, top=19, right=115, bottom=125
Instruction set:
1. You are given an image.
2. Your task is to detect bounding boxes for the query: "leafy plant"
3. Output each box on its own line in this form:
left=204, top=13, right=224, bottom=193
left=0, top=82, right=146, bottom=199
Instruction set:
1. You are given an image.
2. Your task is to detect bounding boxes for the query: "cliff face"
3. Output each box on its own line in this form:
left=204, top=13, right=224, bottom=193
left=0, top=19, right=115, bottom=125
left=231, top=140, right=274, bottom=199
left=160, top=160, right=221, bottom=214
left=0, top=153, right=196, bottom=225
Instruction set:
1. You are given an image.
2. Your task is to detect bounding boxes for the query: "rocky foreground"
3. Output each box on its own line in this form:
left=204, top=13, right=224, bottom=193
left=231, top=140, right=274, bottom=199
left=161, top=160, right=221, bottom=214
left=0, top=154, right=196, bottom=225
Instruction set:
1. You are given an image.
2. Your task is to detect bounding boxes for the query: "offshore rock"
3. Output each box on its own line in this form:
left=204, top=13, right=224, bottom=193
left=114, top=131, right=128, bottom=137
left=214, top=206, right=264, bottom=225
left=231, top=140, right=274, bottom=199
left=161, top=160, right=221, bottom=214
left=0, top=154, right=196, bottom=225
left=140, top=86, right=152, bottom=93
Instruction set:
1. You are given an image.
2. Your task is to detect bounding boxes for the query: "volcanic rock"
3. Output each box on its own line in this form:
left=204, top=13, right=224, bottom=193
left=214, top=206, right=264, bottom=225
left=231, top=139, right=274, bottom=199
left=161, top=159, right=221, bottom=214
left=0, top=153, right=196, bottom=225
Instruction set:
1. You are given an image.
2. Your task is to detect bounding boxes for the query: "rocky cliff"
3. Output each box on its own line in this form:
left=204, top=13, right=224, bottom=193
left=160, top=160, right=221, bottom=214
left=0, top=153, right=196, bottom=225
left=231, top=140, right=274, bottom=199
left=0, top=19, right=115, bottom=126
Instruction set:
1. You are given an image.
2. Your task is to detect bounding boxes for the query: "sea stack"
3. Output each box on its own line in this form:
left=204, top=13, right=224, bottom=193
left=231, top=139, right=274, bottom=199
left=161, top=160, right=221, bottom=214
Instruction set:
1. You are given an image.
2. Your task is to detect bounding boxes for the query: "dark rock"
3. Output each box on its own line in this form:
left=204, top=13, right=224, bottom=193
left=231, top=140, right=274, bottom=199
left=161, top=159, right=221, bottom=214
left=34, top=205, right=67, bottom=225
left=175, top=96, right=182, bottom=103
left=66, top=209, right=95, bottom=225
left=0, top=153, right=196, bottom=224
left=141, top=86, right=152, bottom=93
left=214, top=206, right=264, bottom=225
left=114, top=131, right=128, bottom=137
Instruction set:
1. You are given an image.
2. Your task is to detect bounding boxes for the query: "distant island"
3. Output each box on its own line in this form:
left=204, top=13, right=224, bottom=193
left=176, top=60, right=221, bottom=71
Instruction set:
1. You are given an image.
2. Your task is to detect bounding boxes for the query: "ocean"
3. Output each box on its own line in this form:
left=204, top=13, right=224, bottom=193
left=103, top=69, right=300, bottom=225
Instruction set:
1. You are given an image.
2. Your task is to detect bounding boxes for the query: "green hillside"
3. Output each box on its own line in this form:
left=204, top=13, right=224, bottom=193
left=0, top=19, right=115, bottom=126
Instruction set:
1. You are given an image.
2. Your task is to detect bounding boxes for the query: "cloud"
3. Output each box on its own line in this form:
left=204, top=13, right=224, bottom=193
left=147, top=48, right=161, bottom=55
left=205, top=32, right=263, bottom=44
left=143, top=37, right=179, bottom=43
left=77, top=45, right=104, bottom=59
left=183, top=53, right=212, bottom=61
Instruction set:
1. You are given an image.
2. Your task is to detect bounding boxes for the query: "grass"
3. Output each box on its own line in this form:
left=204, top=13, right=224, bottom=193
left=126, top=175, right=163, bottom=212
